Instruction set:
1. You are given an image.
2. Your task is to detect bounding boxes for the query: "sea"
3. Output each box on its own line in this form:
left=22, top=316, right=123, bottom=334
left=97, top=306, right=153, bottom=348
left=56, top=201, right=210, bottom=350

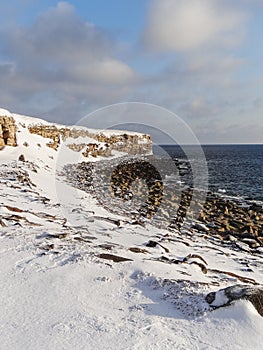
left=156, top=144, right=263, bottom=204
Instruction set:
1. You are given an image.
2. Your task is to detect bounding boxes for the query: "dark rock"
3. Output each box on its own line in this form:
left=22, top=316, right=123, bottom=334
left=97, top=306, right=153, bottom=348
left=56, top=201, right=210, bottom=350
left=249, top=204, right=262, bottom=213
left=5, top=205, right=23, bottom=213
left=18, top=154, right=25, bottom=162
left=128, top=247, right=150, bottom=254
left=98, top=253, right=132, bottom=263
left=145, top=240, right=158, bottom=248
left=0, top=218, right=7, bottom=227
left=206, top=284, right=263, bottom=316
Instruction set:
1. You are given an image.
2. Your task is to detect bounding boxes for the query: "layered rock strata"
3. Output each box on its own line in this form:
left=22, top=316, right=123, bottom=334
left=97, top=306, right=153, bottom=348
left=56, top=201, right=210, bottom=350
left=28, top=125, right=152, bottom=156
left=0, top=115, right=17, bottom=147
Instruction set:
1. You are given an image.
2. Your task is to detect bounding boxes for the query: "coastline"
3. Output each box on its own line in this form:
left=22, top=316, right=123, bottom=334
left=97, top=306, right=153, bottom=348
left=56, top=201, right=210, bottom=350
left=63, top=155, right=263, bottom=251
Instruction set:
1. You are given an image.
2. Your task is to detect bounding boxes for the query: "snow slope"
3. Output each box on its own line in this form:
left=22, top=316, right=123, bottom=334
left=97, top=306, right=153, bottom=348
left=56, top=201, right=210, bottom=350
left=0, top=110, right=262, bottom=349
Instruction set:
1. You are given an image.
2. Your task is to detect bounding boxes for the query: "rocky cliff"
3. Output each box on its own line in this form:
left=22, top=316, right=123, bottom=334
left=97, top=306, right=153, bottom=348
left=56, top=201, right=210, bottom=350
left=0, top=113, right=17, bottom=147
left=0, top=108, right=152, bottom=157
left=28, top=124, right=152, bottom=157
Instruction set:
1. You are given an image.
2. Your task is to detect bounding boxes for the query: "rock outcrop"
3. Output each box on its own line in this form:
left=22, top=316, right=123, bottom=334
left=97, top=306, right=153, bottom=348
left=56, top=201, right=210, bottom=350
left=0, top=115, right=17, bottom=147
left=0, top=107, right=152, bottom=157
left=28, top=125, right=62, bottom=150
left=28, top=124, right=152, bottom=156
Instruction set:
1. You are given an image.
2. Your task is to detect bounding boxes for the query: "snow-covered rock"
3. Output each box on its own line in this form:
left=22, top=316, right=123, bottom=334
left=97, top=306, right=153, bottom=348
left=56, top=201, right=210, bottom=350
left=0, top=108, right=152, bottom=158
left=0, top=107, right=262, bottom=349
left=206, top=284, right=263, bottom=316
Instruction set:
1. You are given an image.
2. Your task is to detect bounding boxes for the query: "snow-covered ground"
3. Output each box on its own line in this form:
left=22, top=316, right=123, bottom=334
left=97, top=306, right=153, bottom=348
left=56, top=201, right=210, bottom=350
left=0, top=110, right=262, bottom=349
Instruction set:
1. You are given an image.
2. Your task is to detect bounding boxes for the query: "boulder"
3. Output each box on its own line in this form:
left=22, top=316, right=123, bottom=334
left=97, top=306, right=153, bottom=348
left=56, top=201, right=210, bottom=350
left=206, top=284, right=263, bottom=316
left=0, top=115, right=17, bottom=147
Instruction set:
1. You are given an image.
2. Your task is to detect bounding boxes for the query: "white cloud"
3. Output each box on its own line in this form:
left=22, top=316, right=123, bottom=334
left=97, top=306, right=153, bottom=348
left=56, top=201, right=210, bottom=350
left=143, top=0, right=247, bottom=52
left=69, top=59, right=136, bottom=84
left=0, top=0, right=261, bottom=144
left=138, top=0, right=254, bottom=141
left=0, top=2, right=138, bottom=120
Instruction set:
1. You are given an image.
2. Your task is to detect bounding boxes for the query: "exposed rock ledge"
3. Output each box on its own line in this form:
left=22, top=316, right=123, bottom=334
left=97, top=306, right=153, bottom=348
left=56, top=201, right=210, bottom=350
left=28, top=124, right=152, bottom=156
left=0, top=108, right=152, bottom=157
left=0, top=109, right=17, bottom=147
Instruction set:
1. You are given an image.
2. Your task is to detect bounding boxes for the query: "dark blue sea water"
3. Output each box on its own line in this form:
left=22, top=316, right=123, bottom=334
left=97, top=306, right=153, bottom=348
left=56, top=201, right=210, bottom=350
left=156, top=144, right=263, bottom=203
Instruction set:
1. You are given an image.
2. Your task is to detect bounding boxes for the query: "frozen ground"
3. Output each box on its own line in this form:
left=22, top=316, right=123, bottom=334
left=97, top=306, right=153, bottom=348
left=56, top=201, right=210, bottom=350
left=0, top=110, right=262, bottom=349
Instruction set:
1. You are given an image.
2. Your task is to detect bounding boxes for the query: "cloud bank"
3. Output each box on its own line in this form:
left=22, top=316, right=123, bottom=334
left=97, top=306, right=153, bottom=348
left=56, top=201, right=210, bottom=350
left=143, top=0, right=246, bottom=52
left=0, top=2, right=137, bottom=122
left=0, top=0, right=262, bottom=143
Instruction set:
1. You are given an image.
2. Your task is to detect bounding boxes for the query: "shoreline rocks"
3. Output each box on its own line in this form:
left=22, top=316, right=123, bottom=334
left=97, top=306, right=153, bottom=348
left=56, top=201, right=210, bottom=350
left=198, top=192, right=263, bottom=245
left=63, top=156, right=263, bottom=247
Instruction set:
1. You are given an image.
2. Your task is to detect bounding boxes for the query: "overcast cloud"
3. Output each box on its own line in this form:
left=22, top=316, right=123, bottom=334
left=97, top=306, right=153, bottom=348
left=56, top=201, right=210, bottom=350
left=0, top=2, right=138, bottom=122
left=0, top=1, right=262, bottom=142
left=143, top=0, right=247, bottom=52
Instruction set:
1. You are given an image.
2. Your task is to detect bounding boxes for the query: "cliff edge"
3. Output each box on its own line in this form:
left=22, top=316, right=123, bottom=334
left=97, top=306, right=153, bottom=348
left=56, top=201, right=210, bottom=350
left=0, top=108, right=152, bottom=158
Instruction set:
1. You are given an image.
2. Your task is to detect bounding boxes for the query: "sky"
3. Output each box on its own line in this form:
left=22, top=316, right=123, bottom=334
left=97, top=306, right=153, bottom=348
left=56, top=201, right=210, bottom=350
left=0, top=0, right=262, bottom=144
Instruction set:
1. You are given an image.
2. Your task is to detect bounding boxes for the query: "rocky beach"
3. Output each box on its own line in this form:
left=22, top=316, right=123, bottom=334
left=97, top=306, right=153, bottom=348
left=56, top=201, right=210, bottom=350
left=0, top=108, right=263, bottom=349
left=63, top=156, right=263, bottom=252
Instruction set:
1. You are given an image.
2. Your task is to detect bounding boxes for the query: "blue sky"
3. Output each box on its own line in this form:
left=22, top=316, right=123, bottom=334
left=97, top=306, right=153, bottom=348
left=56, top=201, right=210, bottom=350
left=0, top=0, right=262, bottom=143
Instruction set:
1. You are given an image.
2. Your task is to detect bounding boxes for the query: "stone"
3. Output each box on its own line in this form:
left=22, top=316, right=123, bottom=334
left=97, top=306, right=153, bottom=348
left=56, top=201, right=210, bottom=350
left=0, top=115, right=17, bottom=147
left=98, top=253, right=133, bottom=263
left=28, top=125, right=61, bottom=149
left=128, top=247, right=150, bottom=254
left=206, top=284, right=263, bottom=317
left=249, top=204, right=262, bottom=212
left=242, top=238, right=260, bottom=248
left=0, top=218, right=7, bottom=227
left=29, top=124, right=152, bottom=154
left=18, top=154, right=25, bottom=162
left=191, top=222, right=209, bottom=232
left=197, top=192, right=263, bottom=244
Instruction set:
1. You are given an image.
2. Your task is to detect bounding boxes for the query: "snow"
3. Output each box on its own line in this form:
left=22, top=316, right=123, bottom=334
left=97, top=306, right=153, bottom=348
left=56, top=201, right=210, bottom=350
left=0, top=108, right=12, bottom=117
left=12, top=111, right=148, bottom=138
left=0, top=247, right=262, bottom=349
left=0, top=109, right=262, bottom=349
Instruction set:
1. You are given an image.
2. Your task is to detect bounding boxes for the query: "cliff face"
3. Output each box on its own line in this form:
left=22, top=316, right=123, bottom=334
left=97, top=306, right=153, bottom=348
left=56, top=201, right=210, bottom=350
left=0, top=108, right=152, bottom=157
left=28, top=124, right=152, bottom=157
left=0, top=115, right=17, bottom=147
